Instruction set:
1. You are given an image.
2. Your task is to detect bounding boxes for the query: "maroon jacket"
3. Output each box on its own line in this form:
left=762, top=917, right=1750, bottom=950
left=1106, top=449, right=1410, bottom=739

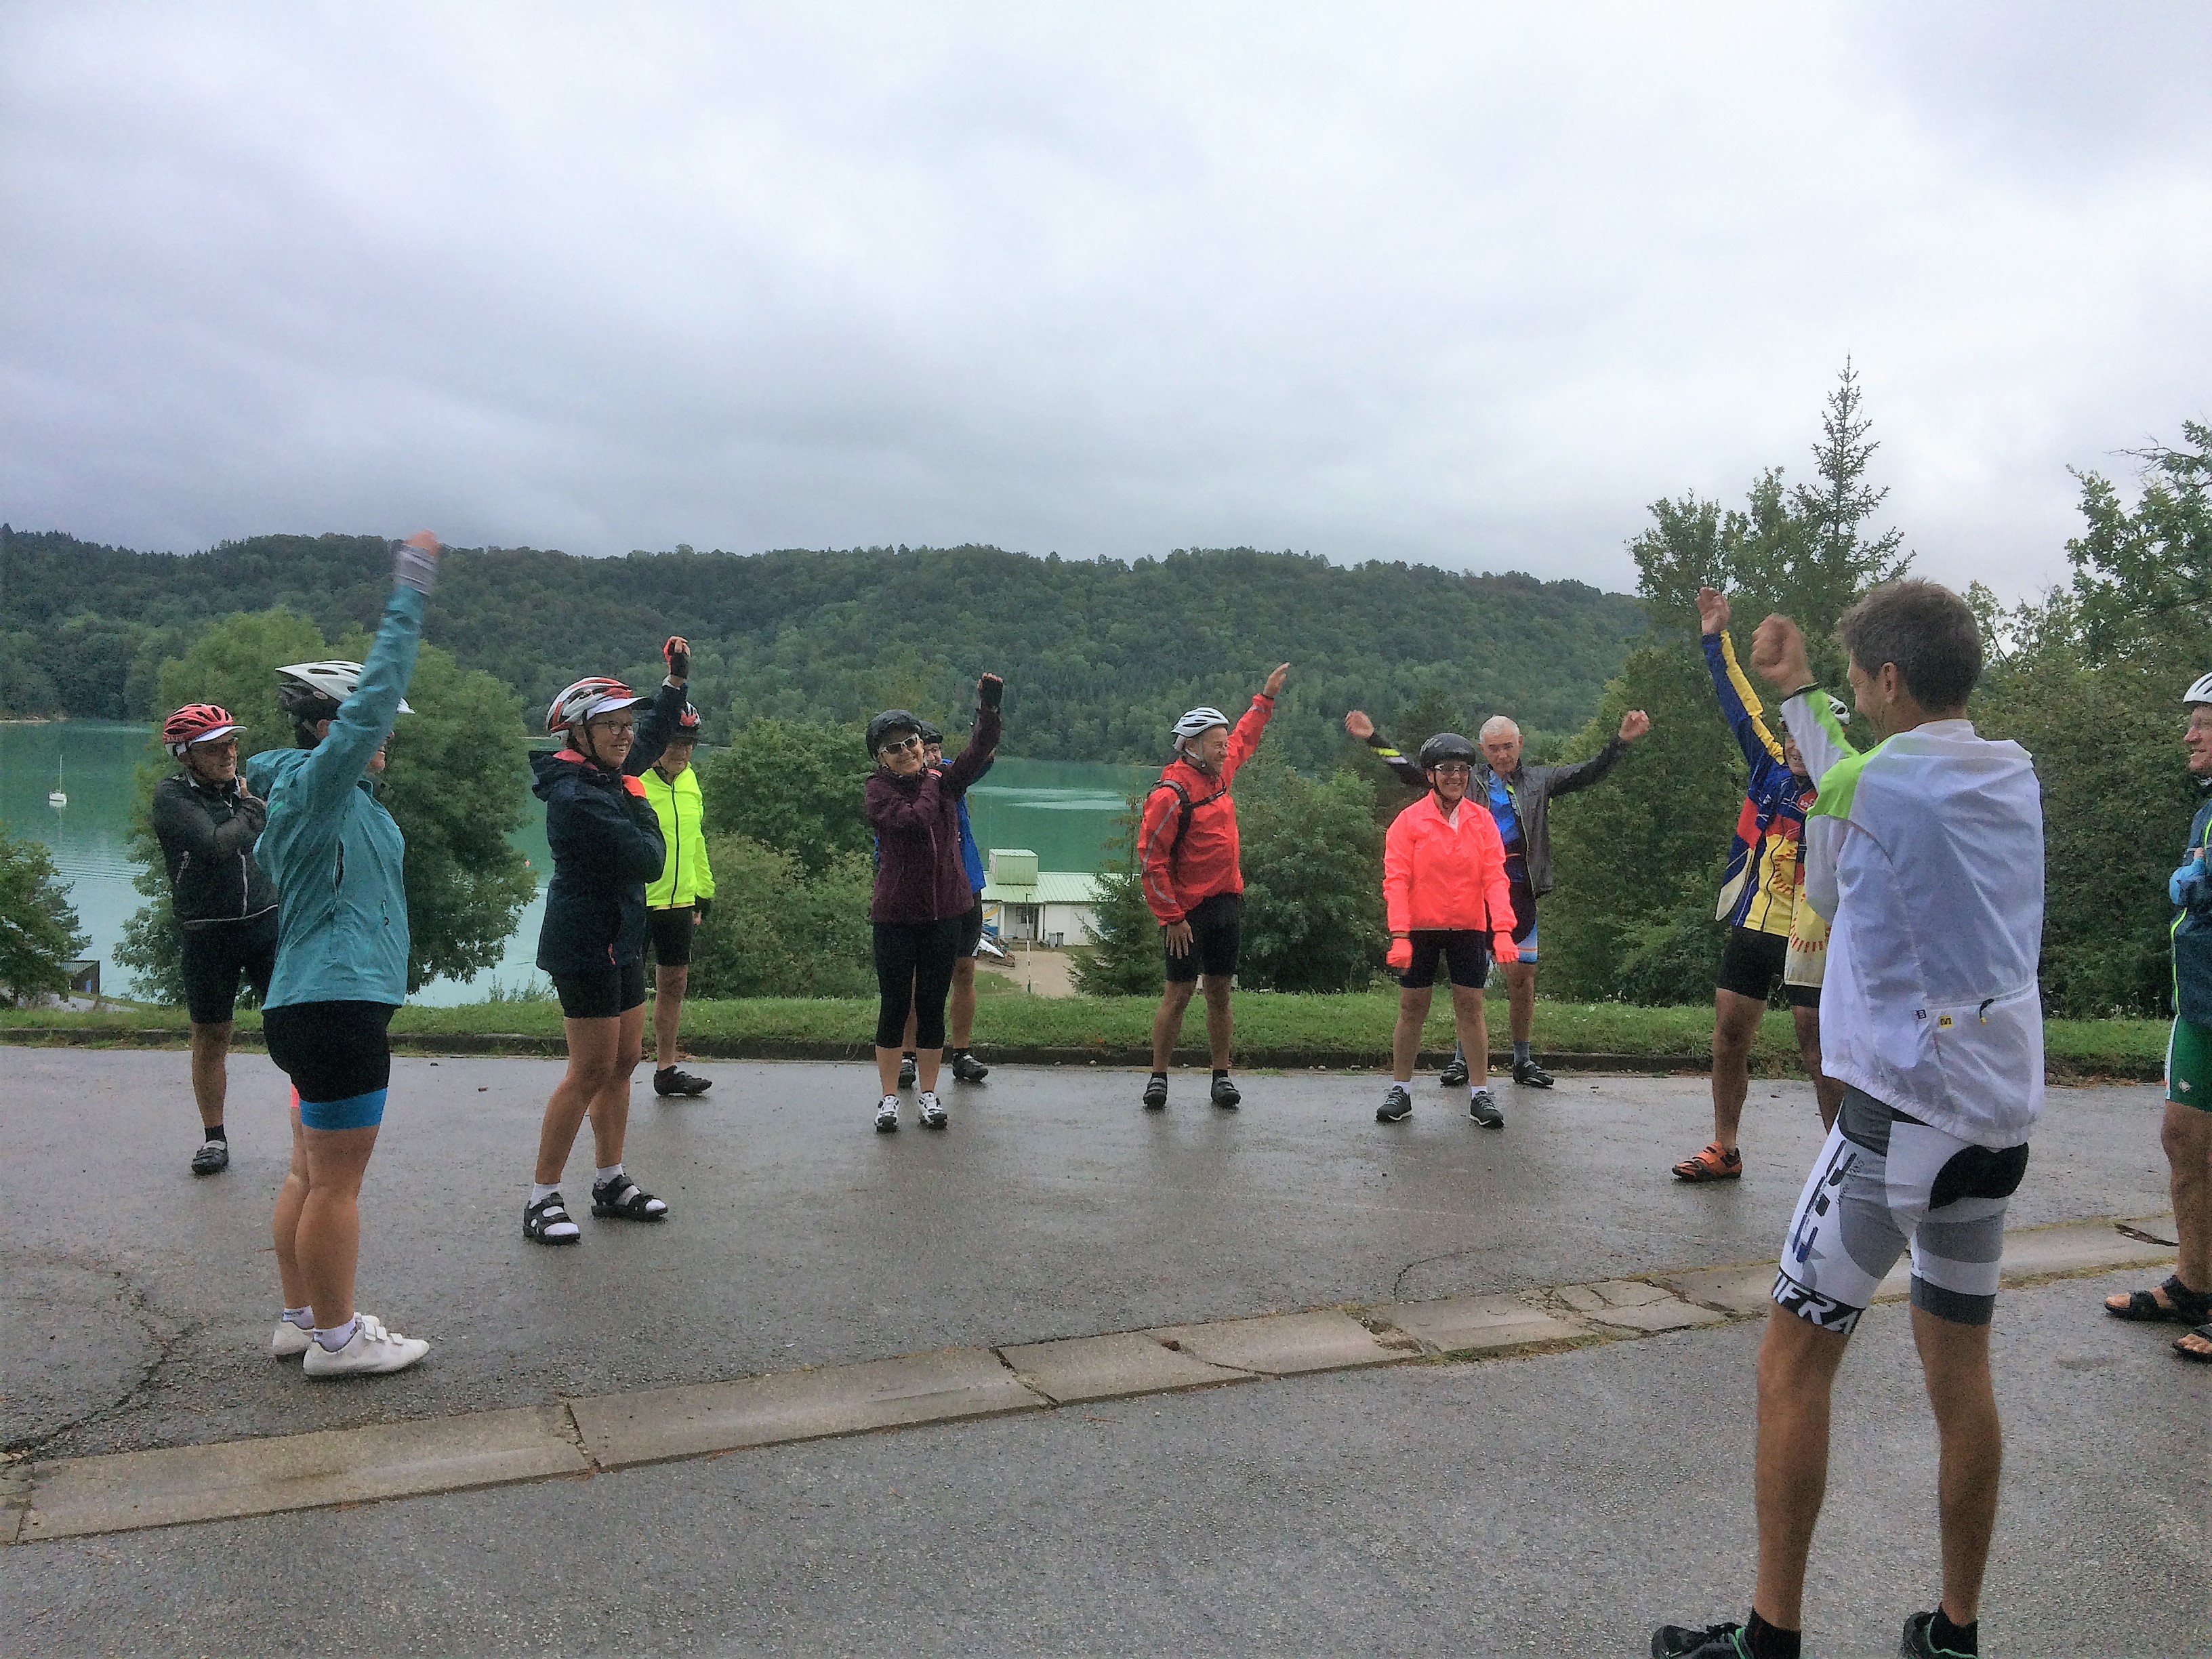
left=865, top=705, right=1001, bottom=923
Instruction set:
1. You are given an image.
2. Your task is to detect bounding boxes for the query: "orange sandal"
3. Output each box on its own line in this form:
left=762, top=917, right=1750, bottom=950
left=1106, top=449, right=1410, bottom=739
left=1671, top=1141, right=1743, bottom=1182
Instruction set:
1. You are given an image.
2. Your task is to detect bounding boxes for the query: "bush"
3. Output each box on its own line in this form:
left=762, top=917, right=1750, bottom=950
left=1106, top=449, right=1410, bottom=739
left=0, top=820, right=89, bottom=1004
left=1068, top=804, right=1165, bottom=996
left=697, top=717, right=874, bottom=878
left=678, top=834, right=876, bottom=998
left=1235, top=757, right=1385, bottom=992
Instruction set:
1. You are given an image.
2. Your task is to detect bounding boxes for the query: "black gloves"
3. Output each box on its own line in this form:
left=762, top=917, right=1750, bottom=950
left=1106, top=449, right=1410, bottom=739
left=695, top=897, right=713, bottom=922
left=978, top=674, right=1004, bottom=712
left=663, top=636, right=690, bottom=679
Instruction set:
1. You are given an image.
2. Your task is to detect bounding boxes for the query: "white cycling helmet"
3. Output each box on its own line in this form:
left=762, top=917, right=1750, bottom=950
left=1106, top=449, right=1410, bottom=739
left=546, top=676, right=645, bottom=737
left=276, top=659, right=412, bottom=723
left=1780, top=692, right=1850, bottom=733
left=1171, top=706, right=1230, bottom=747
left=2184, top=673, right=2212, bottom=707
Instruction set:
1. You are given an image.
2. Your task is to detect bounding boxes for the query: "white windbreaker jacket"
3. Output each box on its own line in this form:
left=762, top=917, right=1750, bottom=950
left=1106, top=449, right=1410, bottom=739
left=1784, top=699, right=2045, bottom=1147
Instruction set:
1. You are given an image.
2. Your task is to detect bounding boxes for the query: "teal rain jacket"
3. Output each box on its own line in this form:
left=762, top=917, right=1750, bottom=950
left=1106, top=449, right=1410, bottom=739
left=247, top=583, right=424, bottom=1010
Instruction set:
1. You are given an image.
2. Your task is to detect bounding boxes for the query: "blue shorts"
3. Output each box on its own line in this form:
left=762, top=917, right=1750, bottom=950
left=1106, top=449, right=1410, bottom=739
left=263, top=1001, right=395, bottom=1131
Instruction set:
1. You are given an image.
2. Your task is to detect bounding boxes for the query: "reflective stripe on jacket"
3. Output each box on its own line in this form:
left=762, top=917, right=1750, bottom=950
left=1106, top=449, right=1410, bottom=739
left=642, top=762, right=716, bottom=909
left=1383, top=791, right=1514, bottom=936
left=1139, top=694, right=1273, bottom=925
left=1705, top=631, right=1814, bottom=937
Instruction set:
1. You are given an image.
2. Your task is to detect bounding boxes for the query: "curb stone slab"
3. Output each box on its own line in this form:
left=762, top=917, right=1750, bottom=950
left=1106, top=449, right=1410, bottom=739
left=22, top=1406, right=585, bottom=1540
left=1553, top=1279, right=1730, bottom=1334
left=569, top=1347, right=1040, bottom=1469
left=1147, top=1310, right=1410, bottom=1376
left=999, top=1332, right=1254, bottom=1403
left=1372, top=1292, right=1589, bottom=1355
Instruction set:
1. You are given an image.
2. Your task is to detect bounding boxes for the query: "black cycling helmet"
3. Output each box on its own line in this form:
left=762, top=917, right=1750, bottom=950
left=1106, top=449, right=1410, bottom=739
left=917, top=719, right=945, bottom=746
left=1417, top=732, right=1477, bottom=770
left=865, top=708, right=923, bottom=756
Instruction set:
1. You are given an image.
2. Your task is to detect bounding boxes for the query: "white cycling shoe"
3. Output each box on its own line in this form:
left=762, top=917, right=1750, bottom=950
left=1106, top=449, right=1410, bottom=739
left=301, top=1313, right=429, bottom=1378
left=270, top=1316, right=313, bottom=1359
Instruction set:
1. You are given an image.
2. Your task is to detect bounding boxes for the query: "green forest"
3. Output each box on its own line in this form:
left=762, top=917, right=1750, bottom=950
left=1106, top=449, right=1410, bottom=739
left=0, top=530, right=1643, bottom=773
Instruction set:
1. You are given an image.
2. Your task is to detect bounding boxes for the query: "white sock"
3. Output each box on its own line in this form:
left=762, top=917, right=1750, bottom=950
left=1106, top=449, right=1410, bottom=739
left=281, top=1305, right=313, bottom=1330
left=595, top=1164, right=623, bottom=1187
left=531, top=1182, right=561, bottom=1206
left=314, top=1315, right=359, bottom=1351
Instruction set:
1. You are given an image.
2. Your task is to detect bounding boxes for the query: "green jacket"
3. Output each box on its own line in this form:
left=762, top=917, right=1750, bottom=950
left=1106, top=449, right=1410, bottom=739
left=642, top=761, right=715, bottom=910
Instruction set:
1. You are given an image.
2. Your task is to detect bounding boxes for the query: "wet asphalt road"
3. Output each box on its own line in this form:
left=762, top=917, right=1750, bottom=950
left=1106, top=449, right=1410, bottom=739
left=0, top=1048, right=2176, bottom=1464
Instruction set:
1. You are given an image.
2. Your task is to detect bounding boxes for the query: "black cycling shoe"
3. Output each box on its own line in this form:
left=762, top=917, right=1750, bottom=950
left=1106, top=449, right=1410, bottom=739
left=897, top=1054, right=918, bottom=1090
left=949, top=1052, right=990, bottom=1084
left=1467, top=1088, right=1504, bottom=1129
left=190, top=1138, right=230, bottom=1176
left=1376, top=1084, right=1412, bottom=1123
left=653, top=1065, right=712, bottom=1097
left=1210, top=1074, right=1241, bottom=1109
left=1901, top=1611, right=1973, bottom=1658
left=1142, top=1074, right=1168, bottom=1111
left=1512, top=1057, right=1555, bottom=1089
left=1650, top=1621, right=1750, bottom=1658
left=1438, top=1054, right=1469, bottom=1088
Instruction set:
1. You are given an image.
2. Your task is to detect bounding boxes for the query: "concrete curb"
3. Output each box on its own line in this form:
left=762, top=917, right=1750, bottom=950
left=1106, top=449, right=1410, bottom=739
left=5, top=1215, right=2176, bottom=1543
left=0, top=1025, right=2165, bottom=1081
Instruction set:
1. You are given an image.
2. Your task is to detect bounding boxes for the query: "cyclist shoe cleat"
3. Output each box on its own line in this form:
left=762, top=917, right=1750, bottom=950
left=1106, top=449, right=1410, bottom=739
left=1376, top=1084, right=1412, bottom=1123
left=301, top=1312, right=429, bottom=1379
left=1512, top=1057, right=1555, bottom=1088
left=190, top=1137, right=230, bottom=1176
left=653, top=1065, right=712, bottom=1097
left=949, top=1051, right=990, bottom=1084
left=1210, top=1073, right=1242, bottom=1109
left=898, top=1054, right=918, bottom=1090
left=1650, top=1620, right=1751, bottom=1658
left=1438, top=1054, right=1469, bottom=1088
left=875, top=1094, right=901, bottom=1132
left=1672, top=1141, right=1744, bottom=1183
left=1467, top=1088, right=1504, bottom=1129
left=1142, top=1073, right=1168, bottom=1111
left=918, top=1090, right=948, bottom=1129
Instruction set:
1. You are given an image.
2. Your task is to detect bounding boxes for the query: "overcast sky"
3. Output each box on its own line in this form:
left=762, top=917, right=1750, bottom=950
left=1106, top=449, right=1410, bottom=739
left=3, top=3, right=2206, bottom=598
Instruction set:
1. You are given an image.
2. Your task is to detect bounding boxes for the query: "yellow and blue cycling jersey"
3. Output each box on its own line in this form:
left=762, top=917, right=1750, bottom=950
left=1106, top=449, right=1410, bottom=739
left=1706, top=630, right=1815, bottom=937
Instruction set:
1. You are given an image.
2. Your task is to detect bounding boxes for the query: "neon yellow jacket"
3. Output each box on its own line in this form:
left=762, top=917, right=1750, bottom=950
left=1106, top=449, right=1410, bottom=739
left=641, top=762, right=715, bottom=910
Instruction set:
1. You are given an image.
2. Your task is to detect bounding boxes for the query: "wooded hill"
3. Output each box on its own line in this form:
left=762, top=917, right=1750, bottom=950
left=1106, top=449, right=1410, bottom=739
left=0, top=530, right=1643, bottom=769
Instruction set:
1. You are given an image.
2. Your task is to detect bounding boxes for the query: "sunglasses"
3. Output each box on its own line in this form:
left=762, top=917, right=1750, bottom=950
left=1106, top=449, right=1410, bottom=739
left=1431, top=764, right=1473, bottom=777
left=191, top=738, right=240, bottom=754
left=880, top=735, right=924, bottom=756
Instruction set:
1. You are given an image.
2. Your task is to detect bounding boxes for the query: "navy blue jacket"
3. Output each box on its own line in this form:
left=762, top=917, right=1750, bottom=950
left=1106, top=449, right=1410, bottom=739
left=531, top=680, right=687, bottom=977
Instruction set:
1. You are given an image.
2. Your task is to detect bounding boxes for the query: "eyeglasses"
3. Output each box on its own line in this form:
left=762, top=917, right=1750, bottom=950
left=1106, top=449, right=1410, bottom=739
left=880, top=736, right=923, bottom=756
left=590, top=720, right=636, bottom=737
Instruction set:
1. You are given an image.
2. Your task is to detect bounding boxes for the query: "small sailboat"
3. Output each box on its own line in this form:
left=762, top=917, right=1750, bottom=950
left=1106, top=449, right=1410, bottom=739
left=48, top=755, right=66, bottom=807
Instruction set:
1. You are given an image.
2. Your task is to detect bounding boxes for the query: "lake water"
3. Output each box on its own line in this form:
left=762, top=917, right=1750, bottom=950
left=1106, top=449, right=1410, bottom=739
left=0, top=724, right=1144, bottom=1004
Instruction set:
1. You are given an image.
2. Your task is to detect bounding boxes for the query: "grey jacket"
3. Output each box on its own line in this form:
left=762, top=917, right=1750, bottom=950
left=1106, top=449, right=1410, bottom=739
left=1364, top=731, right=1630, bottom=896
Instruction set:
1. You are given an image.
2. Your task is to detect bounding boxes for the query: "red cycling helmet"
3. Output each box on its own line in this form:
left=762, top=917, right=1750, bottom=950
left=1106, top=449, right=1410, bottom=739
left=163, top=703, right=242, bottom=757
left=674, top=702, right=701, bottom=735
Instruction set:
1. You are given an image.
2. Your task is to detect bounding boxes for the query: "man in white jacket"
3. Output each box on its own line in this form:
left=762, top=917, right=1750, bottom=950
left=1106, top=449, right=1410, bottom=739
left=1654, top=580, right=2043, bottom=1659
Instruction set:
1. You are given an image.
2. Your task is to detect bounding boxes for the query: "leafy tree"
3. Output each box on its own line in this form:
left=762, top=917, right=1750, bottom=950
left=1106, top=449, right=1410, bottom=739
left=112, top=607, right=534, bottom=999
left=0, top=820, right=89, bottom=1004
left=1068, top=803, right=1165, bottom=996
left=1233, top=756, right=1386, bottom=993
left=2062, top=419, right=2212, bottom=663
left=680, top=836, right=875, bottom=998
left=696, top=717, right=874, bottom=878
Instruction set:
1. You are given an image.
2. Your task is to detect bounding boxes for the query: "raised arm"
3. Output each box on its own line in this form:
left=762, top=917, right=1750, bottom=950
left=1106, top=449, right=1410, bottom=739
left=943, top=677, right=1004, bottom=796
left=1346, top=710, right=1429, bottom=796
left=625, top=637, right=691, bottom=777
left=290, top=539, right=434, bottom=811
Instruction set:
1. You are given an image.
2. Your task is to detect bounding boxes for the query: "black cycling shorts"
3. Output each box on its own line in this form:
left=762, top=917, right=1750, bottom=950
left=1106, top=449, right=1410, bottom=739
left=179, top=910, right=279, bottom=1027
left=1717, top=926, right=1820, bottom=1009
left=1165, top=891, right=1242, bottom=984
left=263, top=1000, right=395, bottom=1128
left=955, top=899, right=985, bottom=960
left=553, top=958, right=649, bottom=1021
left=647, top=906, right=697, bottom=968
left=1400, top=929, right=1491, bottom=991
left=874, top=916, right=962, bottom=1049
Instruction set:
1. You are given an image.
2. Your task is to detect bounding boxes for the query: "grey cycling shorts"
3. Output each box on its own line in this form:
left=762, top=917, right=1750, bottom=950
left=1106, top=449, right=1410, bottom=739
left=1771, top=1087, right=2030, bottom=1334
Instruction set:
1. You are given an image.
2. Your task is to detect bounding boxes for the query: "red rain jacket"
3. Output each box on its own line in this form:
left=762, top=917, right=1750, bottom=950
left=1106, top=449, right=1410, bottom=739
left=1138, top=694, right=1274, bottom=925
left=1383, top=790, right=1515, bottom=937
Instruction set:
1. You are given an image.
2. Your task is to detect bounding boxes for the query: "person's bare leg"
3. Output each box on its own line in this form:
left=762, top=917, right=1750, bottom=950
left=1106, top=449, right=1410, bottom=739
left=188, top=1021, right=230, bottom=1130
left=916, top=1048, right=943, bottom=1091
left=1912, top=1305, right=2003, bottom=1627
left=1392, top=985, right=1433, bottom=1082
left=1792, top=1004, right=1843, bottom=1132
left=1711, top=988, right=1767, bottom=1149
left=588, top=1002, right=647, bottom=1169
left=296, top=1124, right=380, bottom=1328
left=1202, top=976, right=1233, bottom=1069
left=1503, top=960, right=1536, bottom=1046
left=1449, top=983, right=1487, bottom=1076
left=1151, top=981, right=1198, bottom=1071
left=1750, top=1307, right=1853, bottom=1631
left=2165, top=1101, right=2212, bottom=1292
left=535, top=1017, right=620, bottom=1185
left=949, top=958, right=978, bottom=1050
left=272, top=1109, right=310, bottom=1309
left=653, top=964, right=687, bottom=1065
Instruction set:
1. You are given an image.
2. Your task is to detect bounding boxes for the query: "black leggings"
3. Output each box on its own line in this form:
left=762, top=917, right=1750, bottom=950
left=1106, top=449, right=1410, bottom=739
left=874, top=917, right=962, bottom=1050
